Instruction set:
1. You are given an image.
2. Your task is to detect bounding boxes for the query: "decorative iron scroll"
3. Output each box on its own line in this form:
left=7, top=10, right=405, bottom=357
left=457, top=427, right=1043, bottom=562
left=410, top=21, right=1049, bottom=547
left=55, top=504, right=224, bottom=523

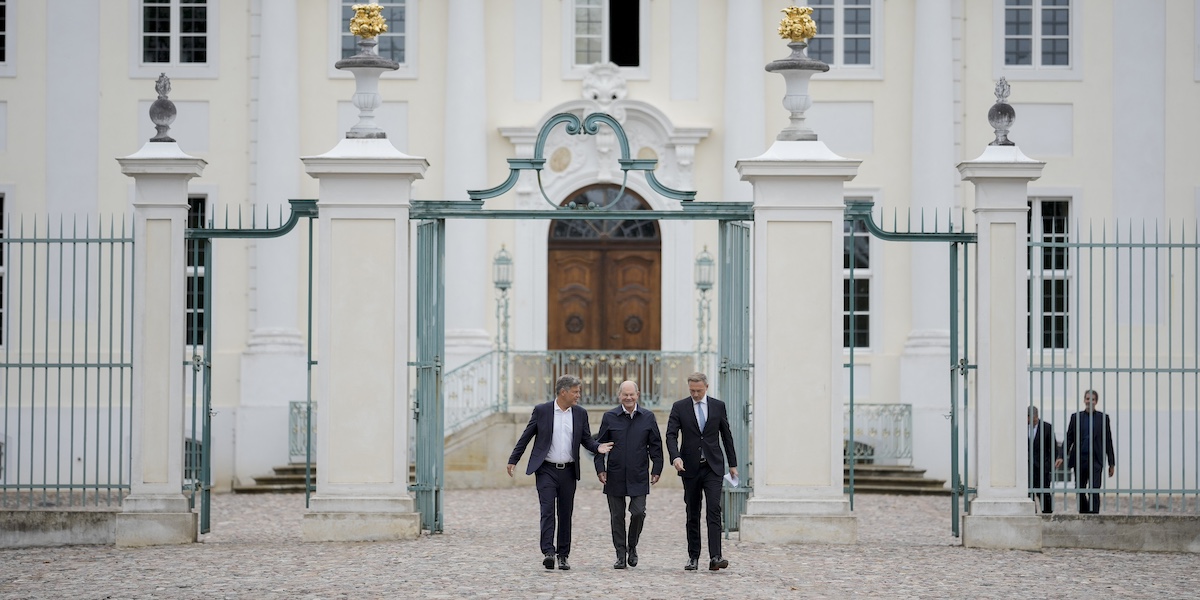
left=468, top=112, right=697, bottom=207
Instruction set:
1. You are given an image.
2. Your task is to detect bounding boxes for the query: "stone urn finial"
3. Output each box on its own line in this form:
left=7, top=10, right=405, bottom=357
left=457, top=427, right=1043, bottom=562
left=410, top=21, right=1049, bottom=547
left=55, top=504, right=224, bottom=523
left=336, top=3, right=398, bottom=139
left=765, top=6, right=828, bottom=141
left=149, top=73, right=177, bottom=143
left=987, top=78, right=1016, bottom=146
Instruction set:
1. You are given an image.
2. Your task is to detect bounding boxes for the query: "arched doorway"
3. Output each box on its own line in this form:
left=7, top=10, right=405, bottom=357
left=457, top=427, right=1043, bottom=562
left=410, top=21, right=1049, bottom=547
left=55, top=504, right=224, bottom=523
left=547, top=185, right=661, bottom=350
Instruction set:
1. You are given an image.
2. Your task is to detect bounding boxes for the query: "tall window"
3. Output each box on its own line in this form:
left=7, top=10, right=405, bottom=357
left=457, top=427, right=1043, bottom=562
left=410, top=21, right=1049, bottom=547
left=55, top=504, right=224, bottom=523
left=0, top=0, right=8, bottom=64
left=1028, top=198, right=1069, bottom=350
left=1004, top=0, right=1070, bottom=67
left=843, top=218, right=871, bottom=349
left=341, top=0, right=407, bottom=63
left=185, top=196, right=207, bottom=347
left=809, top=0, right=874, bottom=68
left=141, top=0, right=209, bottom=65
left=572, top=0, right=639, bottom=68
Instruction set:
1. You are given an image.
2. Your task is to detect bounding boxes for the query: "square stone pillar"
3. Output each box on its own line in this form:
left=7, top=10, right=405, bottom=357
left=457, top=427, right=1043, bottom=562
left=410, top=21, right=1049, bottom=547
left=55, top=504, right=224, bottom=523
left=958, top=145, right=1045, bottom=550
left=115, top=142, right=207, bottom=547
left=300, top=139, right=429, bottom=542
left=736, top=141, right=860, bottom=544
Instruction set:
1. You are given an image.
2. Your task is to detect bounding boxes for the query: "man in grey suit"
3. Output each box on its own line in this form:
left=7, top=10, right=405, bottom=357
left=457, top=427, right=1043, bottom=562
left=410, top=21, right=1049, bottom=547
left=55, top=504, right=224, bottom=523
left=594, top=380, right=664, bottom=569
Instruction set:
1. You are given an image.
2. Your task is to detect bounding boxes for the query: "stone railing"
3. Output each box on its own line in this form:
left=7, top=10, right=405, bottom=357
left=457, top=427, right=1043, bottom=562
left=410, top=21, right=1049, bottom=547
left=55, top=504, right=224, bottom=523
left=843, top=403, right=913, bottom=464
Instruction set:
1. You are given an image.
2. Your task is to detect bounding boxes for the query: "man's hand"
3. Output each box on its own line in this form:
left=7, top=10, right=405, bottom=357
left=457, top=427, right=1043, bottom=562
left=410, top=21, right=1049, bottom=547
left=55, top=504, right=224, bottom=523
left=1108, top=465, right=1115, bottom=477
left=1054, top=458, right=1063, bottom=469
left=506, top=464, right=516, bottom=477
left=729, top=467, right=738, bottom=479
left=598, top=442, right=614, bottom=454
left=672, top=457, right=685, bottom=472
left=598, top=472, right=607, bottom=485
left=651, top=474, right=660, bottom=485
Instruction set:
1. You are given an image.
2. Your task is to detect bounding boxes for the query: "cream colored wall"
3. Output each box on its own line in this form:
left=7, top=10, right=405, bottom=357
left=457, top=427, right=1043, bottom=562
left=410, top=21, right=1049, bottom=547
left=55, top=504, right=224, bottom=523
left=0, top=0, right=48, bottom=212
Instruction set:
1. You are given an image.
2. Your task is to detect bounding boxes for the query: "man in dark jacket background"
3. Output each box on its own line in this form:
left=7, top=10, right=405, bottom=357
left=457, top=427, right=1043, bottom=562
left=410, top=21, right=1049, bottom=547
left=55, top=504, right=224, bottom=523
left=1065, top=389, right=1116, bottom=514
left=594, top=380, right=664, bottom=569
left=1027, top=405, right=1063, bottom=513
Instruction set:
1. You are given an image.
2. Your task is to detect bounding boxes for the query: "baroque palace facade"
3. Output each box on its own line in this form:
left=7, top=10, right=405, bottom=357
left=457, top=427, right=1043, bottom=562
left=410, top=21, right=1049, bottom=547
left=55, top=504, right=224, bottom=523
left=0, top=0, right=1198, bottom=496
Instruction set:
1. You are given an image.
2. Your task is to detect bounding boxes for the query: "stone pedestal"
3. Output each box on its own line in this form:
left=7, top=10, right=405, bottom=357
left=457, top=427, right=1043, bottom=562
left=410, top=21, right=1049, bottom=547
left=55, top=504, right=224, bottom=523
left=737, top=141, right=860, bottom=544
left=301, top=138, right=428, bottom=542
left=958, top=144, right=1045, bottom=550
left=115, top=141, right=206, bottom=547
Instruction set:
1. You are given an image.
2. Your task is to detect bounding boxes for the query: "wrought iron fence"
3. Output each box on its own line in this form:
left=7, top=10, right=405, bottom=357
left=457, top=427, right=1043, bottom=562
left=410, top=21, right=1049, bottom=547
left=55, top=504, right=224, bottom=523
left=444, top=350, right=502, bottom=435
left=843, top=403, right=913, bottom=464
left=1028, top=220, right=1200, bottom=514
left=0, top=215, right=134, bottom=508
left=509, top=350, right=699, bottom=406
left=288, top=400, right=316, bottom=463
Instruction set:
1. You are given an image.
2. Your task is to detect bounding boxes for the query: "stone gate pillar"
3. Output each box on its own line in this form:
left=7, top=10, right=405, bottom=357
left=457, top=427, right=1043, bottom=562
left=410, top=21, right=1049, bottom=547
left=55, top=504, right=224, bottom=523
left=957, top=80, right=1045, bottom=550
left=735, top=16, right=859, bottom=544
left=299, top=7, right=427, bottom=542
left=116, top=78, right=206, bottom=546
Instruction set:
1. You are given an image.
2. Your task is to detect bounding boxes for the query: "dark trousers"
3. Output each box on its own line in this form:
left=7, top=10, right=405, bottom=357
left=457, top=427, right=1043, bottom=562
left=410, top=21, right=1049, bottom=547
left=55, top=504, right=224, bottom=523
left=1029, top=465, right=1054, bottom=513
left=535, top=462, right=576, bottom=557
left=682, top=467, right=723, bottom=559
left=1076, top=460, right=1103, bottom=514
left=606, top=494, right=646, bottom=558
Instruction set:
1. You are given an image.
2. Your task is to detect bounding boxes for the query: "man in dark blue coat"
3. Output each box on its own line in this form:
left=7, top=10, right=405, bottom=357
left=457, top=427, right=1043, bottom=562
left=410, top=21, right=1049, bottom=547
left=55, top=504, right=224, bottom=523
left=1065, top=389, right=1116, bottom=514
left=1027, top=406, right=1063, bottom=513
left=507, top=374, right=613, bottom=570
left=594, top=380, right=664, bottom=569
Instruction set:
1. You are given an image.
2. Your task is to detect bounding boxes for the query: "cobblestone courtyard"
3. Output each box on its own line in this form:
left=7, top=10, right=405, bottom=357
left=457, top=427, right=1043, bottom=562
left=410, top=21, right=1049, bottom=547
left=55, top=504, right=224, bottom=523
left=1, top=488, right=1195, bottom=599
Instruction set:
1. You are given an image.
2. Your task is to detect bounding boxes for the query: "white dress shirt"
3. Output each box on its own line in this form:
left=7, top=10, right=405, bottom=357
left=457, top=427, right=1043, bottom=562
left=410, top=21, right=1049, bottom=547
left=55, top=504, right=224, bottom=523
left=546, top=402, right=574, bottom=463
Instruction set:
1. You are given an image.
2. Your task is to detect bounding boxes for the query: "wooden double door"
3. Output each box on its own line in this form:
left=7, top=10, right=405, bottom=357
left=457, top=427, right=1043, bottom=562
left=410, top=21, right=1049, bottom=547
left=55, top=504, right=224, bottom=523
left=548, top=247, right=661, bottom=350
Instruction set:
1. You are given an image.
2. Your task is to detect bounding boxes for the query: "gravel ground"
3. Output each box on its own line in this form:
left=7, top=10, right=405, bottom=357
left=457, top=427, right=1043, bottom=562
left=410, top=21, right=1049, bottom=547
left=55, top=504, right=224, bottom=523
left=0, top=489, right=1195, bottom=599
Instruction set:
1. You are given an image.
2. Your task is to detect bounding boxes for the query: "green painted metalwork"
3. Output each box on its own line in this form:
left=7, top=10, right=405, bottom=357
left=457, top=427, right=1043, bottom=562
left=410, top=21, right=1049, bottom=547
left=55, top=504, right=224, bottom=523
left=1028, top=220, right=1200, bottom=515
left=0, top=215, right=134, bottom=509
left=410, top=219, right=446, bottom=533
left=718, top=221, right=752, bottom=534
left=468, top=112, right=696, bottom=204
left=408, top=202, right=753, bottom=221
left=843, top=404, right=913, bottom=463
left=843, top=199, right=976, bottom=536
left=185, top=200, right=319, bottom=532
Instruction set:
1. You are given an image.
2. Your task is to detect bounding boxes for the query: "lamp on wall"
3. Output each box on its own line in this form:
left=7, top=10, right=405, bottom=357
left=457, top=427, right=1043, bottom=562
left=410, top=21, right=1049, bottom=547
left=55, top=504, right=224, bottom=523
left=694, top=246, right=715, bottom=367
left=493, top=246, right=513, bottom=407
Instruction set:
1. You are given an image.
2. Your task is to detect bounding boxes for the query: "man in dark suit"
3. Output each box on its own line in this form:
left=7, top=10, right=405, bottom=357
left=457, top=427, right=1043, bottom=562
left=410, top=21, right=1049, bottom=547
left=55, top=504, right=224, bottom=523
left=1027, top=406, right=1063, bottom=513
left=507, top=374, right=613, bottom=570
left=1065, top=389, right=1116, bottom=514
left=665, top=372, right=737, bottom=571
left=594, top=380, right=663, bottom=569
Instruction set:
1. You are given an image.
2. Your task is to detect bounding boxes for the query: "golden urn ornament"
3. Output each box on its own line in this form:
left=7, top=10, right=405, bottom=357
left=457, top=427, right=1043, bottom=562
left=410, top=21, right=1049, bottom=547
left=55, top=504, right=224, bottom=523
left=778, top=6, right=817, bottom=43
left=349, top=3, right=388, bottom=39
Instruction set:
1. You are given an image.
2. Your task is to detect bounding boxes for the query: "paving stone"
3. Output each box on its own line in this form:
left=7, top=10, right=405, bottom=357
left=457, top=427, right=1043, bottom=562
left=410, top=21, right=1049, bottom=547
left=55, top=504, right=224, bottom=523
left=0, top=489, right=1195, bottom=598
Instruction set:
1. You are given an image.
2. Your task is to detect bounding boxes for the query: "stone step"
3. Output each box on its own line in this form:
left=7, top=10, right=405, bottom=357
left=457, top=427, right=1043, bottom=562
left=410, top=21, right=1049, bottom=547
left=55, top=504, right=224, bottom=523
left=231, top=483, right=309, bottom=494
left=844, top=484, right=951, bottom=496
left=842, top=463, right=949, bottom=495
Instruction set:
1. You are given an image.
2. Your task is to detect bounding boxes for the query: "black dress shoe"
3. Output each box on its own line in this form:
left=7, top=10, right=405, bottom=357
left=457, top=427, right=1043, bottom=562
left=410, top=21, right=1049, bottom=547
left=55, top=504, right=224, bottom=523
left=557, top=556, right=571, bottom=570
left=684, top=557, right=699, bottom=571
left=613, top=556, right=627, bottom=569
left=709, top=556, right=729, bottom=570
left=627, top=547, right=638, bottom=567
left=543, top=554, right=555, bottom=569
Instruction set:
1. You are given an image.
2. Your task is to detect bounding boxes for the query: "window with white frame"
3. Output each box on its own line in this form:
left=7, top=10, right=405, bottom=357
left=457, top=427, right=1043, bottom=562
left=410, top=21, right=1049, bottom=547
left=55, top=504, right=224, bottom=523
left=1004, top=0, right=1070, bottom=67
left=141, top=0, right=209, bottom=65
left=1027, top=198, right=1070, bottom=350
left=185, top=196, right=207, bottom=348
left=340, top=0, right=407, bottom=63
left=0, top=0, right=8, bottom=64
left=564, top=0, right=648, bottom=79
left=843, top=217, right=871, bottom=349
left=809, top=0, right=876, bottom=70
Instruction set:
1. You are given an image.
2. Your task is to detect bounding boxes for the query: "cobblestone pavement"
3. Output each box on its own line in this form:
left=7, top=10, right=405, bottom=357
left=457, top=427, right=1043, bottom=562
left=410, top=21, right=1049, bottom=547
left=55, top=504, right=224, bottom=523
left=1, top=488, right=1195, bottom=599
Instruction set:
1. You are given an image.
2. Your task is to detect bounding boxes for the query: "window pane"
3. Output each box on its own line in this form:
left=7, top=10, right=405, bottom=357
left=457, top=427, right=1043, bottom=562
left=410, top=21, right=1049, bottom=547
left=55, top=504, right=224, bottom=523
left=576, top=37, right=600, bottom=65
left=844, top=37, right=870, bottom=65
left=181, top=36, right=207, bottom=63
left=0, top=35, right=5, bottom=63
left=341, top=34, right=358, bottom=59
left=377, top=34, right=406, bottom=63
left=609, top=0, right=639, bottom=67
left=144, top=5, right=171, bottom=33
left=181, top=5, right=207, bottom=33
left=844, top=8, right=871, bottom=35
left=143, top=36, right=170, bottom=63
left=1006, top=0, right=1032, bottom=5
left=814, top=6, right=834, bottom=33
left=1005, top=38, right=1032, bottom=66
left=1042, top=38, right=1069, bottom=66
left=809, top=37, right=833, bottom=64
left=1042, top=7, right=1069, bottom=35
left=1005, top=8, right=1032, bottom=36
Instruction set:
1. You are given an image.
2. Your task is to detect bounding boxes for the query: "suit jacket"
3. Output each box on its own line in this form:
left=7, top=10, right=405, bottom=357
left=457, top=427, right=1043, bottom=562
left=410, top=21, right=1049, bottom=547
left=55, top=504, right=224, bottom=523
left=593, top=405, right=664, bottom=497
left=665, top=396, right=737, bottom=479
left=1028, top=420, right=1062, bottom=482
left=1065, top=410, right=1116, bottom=470
left=508, top=400, right=601, bottom=481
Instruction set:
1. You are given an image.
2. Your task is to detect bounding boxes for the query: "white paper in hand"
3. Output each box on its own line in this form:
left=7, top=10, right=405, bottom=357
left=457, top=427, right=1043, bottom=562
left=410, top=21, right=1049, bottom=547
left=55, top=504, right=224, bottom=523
left=723, top=472, right=739, bottom=487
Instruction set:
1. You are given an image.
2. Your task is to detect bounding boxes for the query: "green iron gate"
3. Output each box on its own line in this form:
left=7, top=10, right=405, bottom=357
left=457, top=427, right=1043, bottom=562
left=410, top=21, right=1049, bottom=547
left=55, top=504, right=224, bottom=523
left=843, top=200, right=977, bottom=537
left=184, top=199, right=318, bottom=533
left=407, top=111, right=754, bottom=533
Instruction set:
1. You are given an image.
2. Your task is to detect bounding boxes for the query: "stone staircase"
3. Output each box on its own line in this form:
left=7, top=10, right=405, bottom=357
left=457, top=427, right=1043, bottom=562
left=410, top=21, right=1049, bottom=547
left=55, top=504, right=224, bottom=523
left=843, top=463, right=949, bottom=495
left=233, top=464, right=315, bottom=494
